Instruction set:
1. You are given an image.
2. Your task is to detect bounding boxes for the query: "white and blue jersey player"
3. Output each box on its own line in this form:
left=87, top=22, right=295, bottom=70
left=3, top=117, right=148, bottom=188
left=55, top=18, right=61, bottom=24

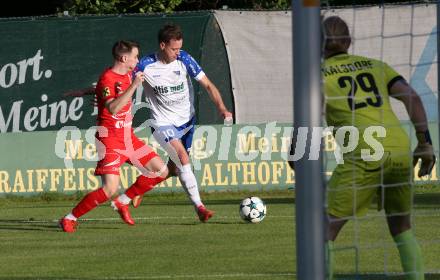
left=133, top=23, right=233, bottom=222
left=136, top=49, right=201, bottom=153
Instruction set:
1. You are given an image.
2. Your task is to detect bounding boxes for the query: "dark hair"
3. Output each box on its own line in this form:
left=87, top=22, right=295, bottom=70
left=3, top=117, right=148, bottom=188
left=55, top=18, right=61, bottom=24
left=158, top=23, right=183, bottom=44
left=322, top=16, right=351, bottom=53
left=112, top=40, right=140, bottom=60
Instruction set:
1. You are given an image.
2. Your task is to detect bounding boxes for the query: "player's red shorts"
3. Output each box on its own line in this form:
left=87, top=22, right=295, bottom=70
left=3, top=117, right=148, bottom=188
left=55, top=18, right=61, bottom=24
left=94, top=132, right=158, bottom=176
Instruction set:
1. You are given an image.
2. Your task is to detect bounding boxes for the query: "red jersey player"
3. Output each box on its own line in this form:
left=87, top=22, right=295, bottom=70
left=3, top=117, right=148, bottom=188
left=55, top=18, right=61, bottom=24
left=59, top=40, right=169, bottom=233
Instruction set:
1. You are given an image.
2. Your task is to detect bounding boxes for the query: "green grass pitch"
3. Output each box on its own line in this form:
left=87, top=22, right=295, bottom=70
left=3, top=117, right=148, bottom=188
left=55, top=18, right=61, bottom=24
left=0, top=190, right=439, bottom=279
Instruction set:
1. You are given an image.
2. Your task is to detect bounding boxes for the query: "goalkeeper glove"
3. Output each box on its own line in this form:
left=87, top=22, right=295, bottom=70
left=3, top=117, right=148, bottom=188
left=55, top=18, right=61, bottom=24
left=413, top=131, right=436, bottom=177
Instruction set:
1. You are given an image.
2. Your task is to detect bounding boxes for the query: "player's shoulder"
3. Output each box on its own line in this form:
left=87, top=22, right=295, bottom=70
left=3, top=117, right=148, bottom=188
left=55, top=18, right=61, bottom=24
left=98, top=68, right=115, bottom=83
left=349, top=54, right=385, bottom=67
left=177, top=50, right=197, bottom=64
left=137, top=53, right=157, bottom=71
left=99, top=67, right=112, bottom=77
left=177, top=50, right=203, bottom=77
left=178, top=49, right=191, bottom=58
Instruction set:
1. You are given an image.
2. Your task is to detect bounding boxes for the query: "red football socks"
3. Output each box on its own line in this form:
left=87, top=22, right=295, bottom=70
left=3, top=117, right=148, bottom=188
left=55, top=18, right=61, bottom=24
left=72, top=188, right=109, bottom=218
left=125, top=175, right=165, bottom=199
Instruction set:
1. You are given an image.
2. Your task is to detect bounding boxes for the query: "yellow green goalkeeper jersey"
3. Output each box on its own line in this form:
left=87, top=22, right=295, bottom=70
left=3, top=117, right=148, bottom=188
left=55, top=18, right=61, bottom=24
left=323, top=53, right=410, bottom=156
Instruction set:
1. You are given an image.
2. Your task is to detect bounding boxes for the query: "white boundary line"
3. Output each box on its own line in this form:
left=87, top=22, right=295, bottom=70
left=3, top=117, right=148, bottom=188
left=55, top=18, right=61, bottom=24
left=101, top=272, right=296, bottom=279
left=79, top=215, right=295, bottom=222
left=0, top=215, right=295, bottom=224
left=56, top=271, right=440, bottom=280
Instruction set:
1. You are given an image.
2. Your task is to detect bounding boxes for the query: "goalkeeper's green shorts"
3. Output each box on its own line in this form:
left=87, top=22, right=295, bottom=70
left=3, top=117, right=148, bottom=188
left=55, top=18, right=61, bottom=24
left=327, top=151, right=413, bottom=218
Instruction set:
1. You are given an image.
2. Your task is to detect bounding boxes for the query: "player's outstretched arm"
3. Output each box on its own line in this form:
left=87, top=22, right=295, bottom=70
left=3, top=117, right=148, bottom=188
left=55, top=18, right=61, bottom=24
left=390, top=79, right=436, bottom=176
left=63, top=84, right=96, bottom=97
left=63, top=83, right=98, bottom=107
left=198, top=75, right=233, bottom=120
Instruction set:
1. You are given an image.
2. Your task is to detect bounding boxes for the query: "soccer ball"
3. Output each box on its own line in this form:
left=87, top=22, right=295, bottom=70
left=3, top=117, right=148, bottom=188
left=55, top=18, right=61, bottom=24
left=239, top=196, right=267, bottom=223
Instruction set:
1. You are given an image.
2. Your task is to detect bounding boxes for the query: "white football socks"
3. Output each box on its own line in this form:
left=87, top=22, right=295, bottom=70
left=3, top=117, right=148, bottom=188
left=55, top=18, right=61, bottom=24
left=65, top=213, right=77, bottom=221
left=117, top=194, right=131, bottom=205
left=178, top=164, right=203, bottom=208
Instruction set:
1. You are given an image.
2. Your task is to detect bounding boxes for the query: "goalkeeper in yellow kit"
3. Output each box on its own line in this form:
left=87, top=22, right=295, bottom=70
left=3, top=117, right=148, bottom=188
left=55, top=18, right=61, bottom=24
left=323, top=16, right=435, bottom=280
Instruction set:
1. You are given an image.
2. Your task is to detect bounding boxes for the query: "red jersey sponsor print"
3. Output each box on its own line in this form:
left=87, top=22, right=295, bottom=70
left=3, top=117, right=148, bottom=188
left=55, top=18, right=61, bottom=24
left=95, top=68, right=134, bottom=134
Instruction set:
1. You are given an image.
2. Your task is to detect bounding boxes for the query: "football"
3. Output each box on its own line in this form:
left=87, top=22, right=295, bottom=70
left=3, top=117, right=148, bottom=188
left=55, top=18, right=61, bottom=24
left=239, top=196, right=267, bottom=223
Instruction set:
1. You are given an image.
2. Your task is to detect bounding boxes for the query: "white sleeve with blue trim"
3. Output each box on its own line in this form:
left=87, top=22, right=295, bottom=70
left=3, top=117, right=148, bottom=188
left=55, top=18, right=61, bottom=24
left=178, top=50, right=205, bottom=81
left=136, top=54, right=156, bottom=73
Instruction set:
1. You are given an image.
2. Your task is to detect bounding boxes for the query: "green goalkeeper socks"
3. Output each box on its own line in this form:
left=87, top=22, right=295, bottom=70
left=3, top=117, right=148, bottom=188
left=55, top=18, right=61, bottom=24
left=393, top=229, right=424, bottom=280
left=325, top=241, right=334, bottom=280
left=326, top=230, right=423, bottom=280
